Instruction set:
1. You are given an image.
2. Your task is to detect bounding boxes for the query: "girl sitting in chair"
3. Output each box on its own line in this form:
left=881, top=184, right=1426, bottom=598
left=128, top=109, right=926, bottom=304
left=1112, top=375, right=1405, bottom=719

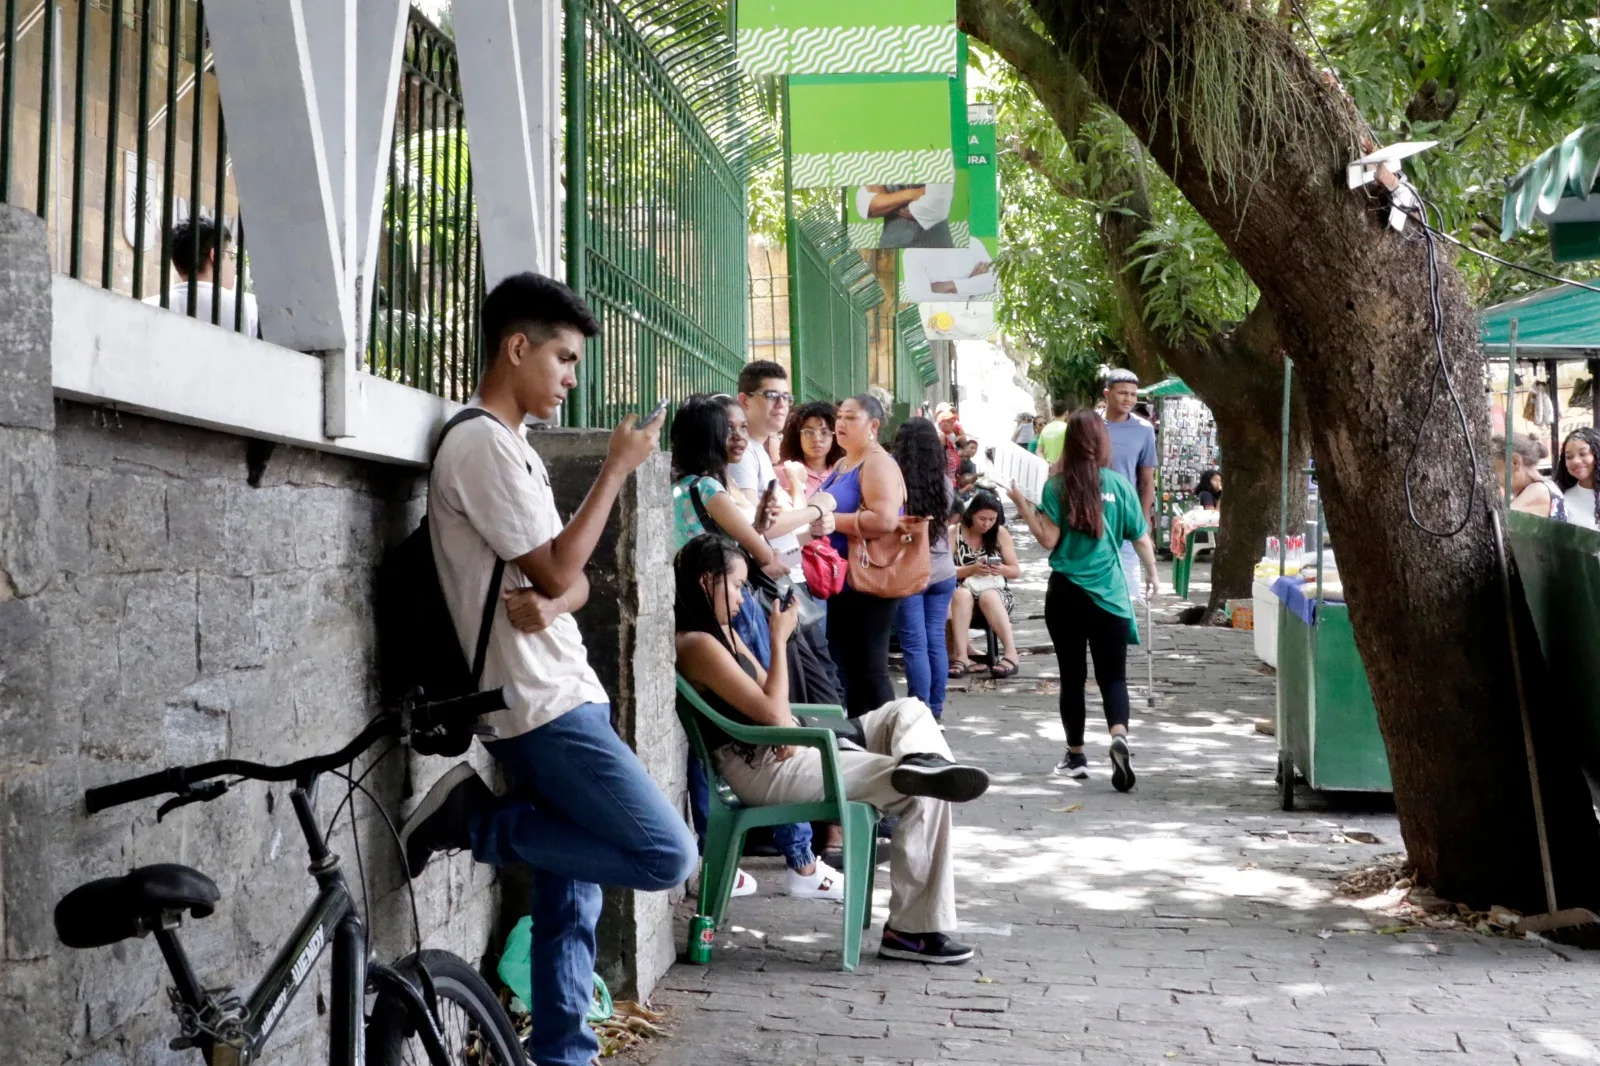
left=674, top=533, right=991, bottom=964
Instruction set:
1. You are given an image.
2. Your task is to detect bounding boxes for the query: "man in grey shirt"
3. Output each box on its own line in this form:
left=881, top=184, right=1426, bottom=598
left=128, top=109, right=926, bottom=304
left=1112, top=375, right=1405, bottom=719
left=1101, top=369, right=1158, bottom=605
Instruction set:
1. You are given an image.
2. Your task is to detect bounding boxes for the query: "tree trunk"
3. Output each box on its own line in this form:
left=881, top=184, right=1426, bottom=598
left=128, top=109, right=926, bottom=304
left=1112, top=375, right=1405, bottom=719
left=1204, top=398, right=1307, bottom=616
left=962, top=0, right=1600, bottom=909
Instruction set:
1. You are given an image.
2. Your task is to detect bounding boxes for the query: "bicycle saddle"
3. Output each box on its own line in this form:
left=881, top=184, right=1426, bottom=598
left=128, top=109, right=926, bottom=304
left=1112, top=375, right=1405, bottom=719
left=54, top=863, right=220, bottom=949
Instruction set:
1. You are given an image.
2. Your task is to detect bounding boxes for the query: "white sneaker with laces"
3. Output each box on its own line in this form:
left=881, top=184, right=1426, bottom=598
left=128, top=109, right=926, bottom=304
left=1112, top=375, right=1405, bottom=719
left=731, top=868, right=758, bottom=897
left=784, top=859, right=845, bottom=901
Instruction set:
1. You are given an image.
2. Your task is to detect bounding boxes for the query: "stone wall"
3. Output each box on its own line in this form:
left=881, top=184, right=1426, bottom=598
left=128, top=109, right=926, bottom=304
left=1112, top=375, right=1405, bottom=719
left=537, top=429, right=686, bottom=1000
left=0, top=207, right=499, bottom=1064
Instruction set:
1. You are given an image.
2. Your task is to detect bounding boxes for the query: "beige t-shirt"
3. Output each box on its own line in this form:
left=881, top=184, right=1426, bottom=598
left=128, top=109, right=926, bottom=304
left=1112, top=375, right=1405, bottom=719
left=428, top=412, right=608, bottom=739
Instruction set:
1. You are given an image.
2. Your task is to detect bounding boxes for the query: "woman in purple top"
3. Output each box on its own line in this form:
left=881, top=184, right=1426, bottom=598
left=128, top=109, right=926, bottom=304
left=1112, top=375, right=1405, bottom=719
left=820, top=395, right=908, bottom=716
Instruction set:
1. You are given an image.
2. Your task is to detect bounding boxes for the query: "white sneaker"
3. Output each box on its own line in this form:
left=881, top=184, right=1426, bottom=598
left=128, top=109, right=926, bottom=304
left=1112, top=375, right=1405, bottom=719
left=784, top=860, right=845, bottom=901
left=731, top=868, right=758, bottom=897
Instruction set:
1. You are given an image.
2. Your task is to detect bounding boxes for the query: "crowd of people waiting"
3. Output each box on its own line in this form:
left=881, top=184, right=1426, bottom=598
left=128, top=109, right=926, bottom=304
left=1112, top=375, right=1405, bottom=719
left=392, top=273, right=1170, bottom=1066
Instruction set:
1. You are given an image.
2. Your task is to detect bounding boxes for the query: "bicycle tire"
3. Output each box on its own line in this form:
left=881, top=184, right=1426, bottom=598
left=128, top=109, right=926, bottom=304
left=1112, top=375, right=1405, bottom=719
left=367, top=949, right=526, bottom=1066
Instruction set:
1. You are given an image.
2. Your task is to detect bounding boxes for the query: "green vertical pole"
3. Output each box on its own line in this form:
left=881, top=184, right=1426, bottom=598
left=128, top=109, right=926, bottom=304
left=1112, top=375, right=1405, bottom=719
left=1505, top=319, right=1518, bottom=508
left=782, top=76, right=803, bottom=400
left=1279, top=356, right=1292, bottom=574
left=564, top=0, right=589, bottom=426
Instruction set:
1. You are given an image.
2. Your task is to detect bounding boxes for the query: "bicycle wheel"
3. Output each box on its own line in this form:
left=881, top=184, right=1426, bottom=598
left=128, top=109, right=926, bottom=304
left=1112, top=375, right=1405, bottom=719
left=367, top=949, right=526, bottom=1066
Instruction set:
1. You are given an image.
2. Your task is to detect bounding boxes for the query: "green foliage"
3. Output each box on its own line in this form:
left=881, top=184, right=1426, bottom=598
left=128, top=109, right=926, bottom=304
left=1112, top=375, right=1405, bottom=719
left=1300, top=0, right=1600, bottom=300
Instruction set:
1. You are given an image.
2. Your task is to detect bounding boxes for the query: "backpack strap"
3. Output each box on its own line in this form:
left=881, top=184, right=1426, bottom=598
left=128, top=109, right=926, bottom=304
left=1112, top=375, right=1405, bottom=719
left=434, top=406, right=518, bottom=688
left=472, top=558, right=507, bottom=686
left=687, top=476, right=725, bottom=537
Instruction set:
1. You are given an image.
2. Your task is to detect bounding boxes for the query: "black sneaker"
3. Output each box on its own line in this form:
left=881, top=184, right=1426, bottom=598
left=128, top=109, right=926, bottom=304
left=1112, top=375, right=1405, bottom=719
left=890, top=754, right=990, bottom=803
left=1110, top=736, right=1136, bottom=793
left=1054, top=751, right=1089, bottom=779
left=399, top=763, right=493, bottom=878
left=879, top=927, right=975, bottom=964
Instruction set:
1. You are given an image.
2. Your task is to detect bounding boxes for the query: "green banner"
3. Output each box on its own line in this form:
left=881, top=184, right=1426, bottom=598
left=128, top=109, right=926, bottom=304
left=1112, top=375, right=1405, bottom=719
left=964, top=103, right=998, bottom=242
left=788, top=74, right=955, bottom=187
left=737, top=0, right=957, bottom=76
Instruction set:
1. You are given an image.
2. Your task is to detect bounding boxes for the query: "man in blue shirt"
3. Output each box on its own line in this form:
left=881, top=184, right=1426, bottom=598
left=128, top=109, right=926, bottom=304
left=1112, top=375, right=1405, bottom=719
left=1101, top=369, right=1158, bottom=605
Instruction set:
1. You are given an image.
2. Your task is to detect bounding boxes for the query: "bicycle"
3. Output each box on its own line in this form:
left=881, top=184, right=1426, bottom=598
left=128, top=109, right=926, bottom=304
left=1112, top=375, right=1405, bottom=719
left=53, top=688, right=525, bottom=1066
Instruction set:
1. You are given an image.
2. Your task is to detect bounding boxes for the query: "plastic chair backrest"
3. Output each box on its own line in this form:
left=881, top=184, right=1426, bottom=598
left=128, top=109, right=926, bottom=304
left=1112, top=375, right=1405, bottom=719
left=674, top=674, right=746, bottom=810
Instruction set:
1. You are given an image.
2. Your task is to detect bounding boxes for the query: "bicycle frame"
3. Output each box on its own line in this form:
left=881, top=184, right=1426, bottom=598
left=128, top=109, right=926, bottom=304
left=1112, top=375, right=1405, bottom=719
left=159, top=778, right=451, bottom=1066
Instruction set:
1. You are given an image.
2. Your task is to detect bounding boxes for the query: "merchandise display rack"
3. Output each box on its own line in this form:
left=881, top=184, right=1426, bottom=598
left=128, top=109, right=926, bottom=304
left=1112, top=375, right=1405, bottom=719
left=1153, top=394, right=1220, bottom=551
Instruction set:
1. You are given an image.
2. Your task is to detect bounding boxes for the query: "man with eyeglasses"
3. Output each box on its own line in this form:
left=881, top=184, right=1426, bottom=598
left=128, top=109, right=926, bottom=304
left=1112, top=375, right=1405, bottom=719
left=730, top=361, right=834, bottom=572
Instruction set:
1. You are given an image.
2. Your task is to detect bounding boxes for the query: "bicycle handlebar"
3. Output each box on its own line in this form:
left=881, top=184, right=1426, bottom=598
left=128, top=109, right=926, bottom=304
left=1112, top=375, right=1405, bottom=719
left=84, top=688, right=508, bottom=814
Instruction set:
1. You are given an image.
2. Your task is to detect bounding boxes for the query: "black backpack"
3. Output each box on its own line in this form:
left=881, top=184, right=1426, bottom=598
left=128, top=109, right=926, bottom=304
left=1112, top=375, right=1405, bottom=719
left=376, top=409, right=509, bottom=744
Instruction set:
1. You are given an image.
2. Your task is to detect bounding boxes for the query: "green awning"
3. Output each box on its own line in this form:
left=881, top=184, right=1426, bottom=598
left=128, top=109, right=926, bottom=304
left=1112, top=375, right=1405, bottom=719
left=1480, top=284, right=1600, bottom=358
left=1501, top=125, right=1600, bottom=259
left=1139, top=377, right=1193, bottom=398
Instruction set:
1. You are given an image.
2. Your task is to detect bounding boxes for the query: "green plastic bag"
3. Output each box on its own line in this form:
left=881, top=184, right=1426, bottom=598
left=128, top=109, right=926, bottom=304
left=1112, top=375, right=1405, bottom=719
left=498, top=916, right=614, bottom=1023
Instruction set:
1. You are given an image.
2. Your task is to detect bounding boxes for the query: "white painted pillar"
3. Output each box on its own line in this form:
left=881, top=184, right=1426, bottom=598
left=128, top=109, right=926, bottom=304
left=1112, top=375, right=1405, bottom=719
left=452, top=0, right=562, bottom=282
left=205, top=0, right=409, bottom=439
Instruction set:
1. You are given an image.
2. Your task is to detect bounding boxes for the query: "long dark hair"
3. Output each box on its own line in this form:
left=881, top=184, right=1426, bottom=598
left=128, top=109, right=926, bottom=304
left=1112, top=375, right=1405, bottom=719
left=1195, top=469, right=1221, bottom=497
left=893, top=418, right=952, bottom=533
left=961, top=491, right=1006, bottom=555
left=780, top=402, right=844, bottom=467
left=673, top=533, right=743, bottom=649
left=1055, top=409, right=1112, bottom=538
left=1555, top=427, right=1600, bottom=491
left=670, top=395, right=731, bottom=484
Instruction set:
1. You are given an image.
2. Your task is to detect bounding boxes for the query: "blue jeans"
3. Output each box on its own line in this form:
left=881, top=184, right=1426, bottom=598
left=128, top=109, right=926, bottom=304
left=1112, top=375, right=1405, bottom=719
left=688, top=756, right=816, bottom=871
left=470, top=703, right=697, bottom=1066
left=894, top=576, right=959, bottom=718
left=731, top=585, right=770, bottom=666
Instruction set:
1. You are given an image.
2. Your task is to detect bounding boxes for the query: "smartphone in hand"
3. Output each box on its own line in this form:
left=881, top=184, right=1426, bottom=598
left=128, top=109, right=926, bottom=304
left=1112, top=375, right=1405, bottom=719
left=642, top=398, right=670, bottom=426
left=754, top=481, right=778, bottom=532
left=779, top=585, right=796, bottom=611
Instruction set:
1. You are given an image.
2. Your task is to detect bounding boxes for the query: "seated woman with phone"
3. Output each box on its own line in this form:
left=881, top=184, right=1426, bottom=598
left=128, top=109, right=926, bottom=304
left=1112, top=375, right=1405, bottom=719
left=948, top=491, right=1023, bottom=680
left=674, top=533, right=991, bottom=964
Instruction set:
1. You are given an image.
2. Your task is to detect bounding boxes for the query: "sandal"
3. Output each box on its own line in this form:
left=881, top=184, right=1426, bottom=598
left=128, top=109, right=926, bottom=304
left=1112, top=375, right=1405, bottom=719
left=947, top=660, right=975, bottom=679
left=990, top=656, right=1019, bottom=680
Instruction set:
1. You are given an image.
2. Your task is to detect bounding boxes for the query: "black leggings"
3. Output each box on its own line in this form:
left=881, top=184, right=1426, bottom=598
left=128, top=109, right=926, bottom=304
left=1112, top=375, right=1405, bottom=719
left=1044, top=572, right=1132, bottom=747
left=826, top=586, right=900, bottom=717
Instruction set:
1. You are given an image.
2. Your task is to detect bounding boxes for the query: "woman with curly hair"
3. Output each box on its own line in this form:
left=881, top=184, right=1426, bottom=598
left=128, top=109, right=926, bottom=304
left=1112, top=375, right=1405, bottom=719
left=1556, top=427, right=1600, bottom=531
left=780, top=401, right=846, bottom=502
left=891, top=418, right=960, bottom=721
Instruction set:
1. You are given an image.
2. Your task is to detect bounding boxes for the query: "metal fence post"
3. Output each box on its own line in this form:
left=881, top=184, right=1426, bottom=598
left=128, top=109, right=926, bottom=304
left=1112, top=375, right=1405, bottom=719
left=564, top=0, right=590, bottom=427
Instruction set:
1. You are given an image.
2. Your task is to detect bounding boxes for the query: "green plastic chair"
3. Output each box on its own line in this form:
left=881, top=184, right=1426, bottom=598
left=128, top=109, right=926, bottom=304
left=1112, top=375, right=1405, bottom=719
left=1172, top=525, right=1219, bottom=601
left=674, top=674, right=879, bottom=971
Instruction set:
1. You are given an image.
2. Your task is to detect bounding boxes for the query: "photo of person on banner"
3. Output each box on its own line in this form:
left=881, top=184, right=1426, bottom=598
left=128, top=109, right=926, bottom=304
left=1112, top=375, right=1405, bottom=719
left=903, top=242, right=997, bottom=302
left=856, top=183, right=956, bottom=249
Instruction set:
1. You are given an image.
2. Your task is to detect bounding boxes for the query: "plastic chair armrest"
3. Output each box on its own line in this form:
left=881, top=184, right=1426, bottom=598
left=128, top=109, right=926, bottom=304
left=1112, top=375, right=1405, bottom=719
left=791, top=703, right=847, bottom=720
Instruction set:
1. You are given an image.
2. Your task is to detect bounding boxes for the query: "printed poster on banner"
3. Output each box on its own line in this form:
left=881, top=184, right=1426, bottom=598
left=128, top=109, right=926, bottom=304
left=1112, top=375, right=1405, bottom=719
left=849, top=174, right=971, bottom=250
left=964, top=103, right=999, bottom=243
left=736, top=0, right=958, bottom=76
left=899, top=238, right=998, bottom=303
left=920, top=302, right=998, bottom=341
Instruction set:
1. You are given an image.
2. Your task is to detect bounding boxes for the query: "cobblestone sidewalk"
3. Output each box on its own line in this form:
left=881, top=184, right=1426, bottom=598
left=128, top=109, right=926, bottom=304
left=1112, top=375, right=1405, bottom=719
left=642, top=535, right=1600, bottom=1066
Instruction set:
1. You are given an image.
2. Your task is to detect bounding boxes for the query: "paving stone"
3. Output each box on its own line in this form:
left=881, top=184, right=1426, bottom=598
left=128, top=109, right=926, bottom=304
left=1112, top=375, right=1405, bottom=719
left=642, top=543, right=1600, bottom=1066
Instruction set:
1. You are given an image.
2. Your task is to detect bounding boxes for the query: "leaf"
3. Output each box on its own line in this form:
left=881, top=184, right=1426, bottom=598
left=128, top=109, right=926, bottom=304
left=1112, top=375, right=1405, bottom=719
left=975, top=975, right=996, bottom=984
left=1048, top=804, right=1084, bottom=813
left=1375, top=924, right=1410, bottom=935
left=1317, top=929, right=1334, bottom=939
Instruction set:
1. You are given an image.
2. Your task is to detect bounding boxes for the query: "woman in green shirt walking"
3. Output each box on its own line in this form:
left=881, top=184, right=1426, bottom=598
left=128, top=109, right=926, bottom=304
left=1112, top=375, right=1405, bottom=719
left=1009, top=411, right=1158, bottom=792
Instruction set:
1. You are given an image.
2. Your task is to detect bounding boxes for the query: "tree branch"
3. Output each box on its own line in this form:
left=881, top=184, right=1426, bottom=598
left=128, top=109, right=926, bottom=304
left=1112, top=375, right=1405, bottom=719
left=1009, top=137, right=1085, bottom=200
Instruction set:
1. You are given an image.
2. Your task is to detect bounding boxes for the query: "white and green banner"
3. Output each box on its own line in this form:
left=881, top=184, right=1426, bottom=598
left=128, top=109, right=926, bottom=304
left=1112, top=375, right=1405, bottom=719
left=787, top=74, right=955, bottom=187
left=737, top=0, right=958, bottom=76
left=964, top=104, right=999, bottom=244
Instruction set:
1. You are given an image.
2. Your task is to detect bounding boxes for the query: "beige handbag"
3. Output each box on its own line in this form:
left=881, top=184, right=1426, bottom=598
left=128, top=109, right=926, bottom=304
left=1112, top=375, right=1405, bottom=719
left=845, top=465, right=930, bottom=598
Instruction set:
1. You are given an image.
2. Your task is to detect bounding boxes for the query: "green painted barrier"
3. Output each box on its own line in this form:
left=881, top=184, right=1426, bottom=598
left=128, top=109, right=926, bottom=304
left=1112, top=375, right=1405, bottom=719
left=1506, top=511, right=1600, bottom=777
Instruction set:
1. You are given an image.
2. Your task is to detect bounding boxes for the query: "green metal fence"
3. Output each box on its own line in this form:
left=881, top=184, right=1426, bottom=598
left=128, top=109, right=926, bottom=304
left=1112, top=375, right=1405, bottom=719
left=565, top=0, right=777, bottom=427
left=366, top=11, right=484, bottom=402
left=0, top=0, right=253, bottom=330
left=788, top=200, right=881, bottom=404
left=892, top=304, right=936, bottom=421
left=0, top=1, right=480, bottom=397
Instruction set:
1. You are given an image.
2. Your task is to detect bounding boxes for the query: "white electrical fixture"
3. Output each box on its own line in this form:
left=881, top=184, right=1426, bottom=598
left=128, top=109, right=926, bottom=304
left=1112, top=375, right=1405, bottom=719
left=1348, top=141, right=1438, bottom=230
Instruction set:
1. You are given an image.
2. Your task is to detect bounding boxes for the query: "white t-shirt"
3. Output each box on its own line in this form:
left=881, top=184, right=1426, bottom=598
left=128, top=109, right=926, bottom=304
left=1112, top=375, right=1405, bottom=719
left=429, top=412, right=607, bottom=739
left=143, top=281, right=261, bottom=339
left=729, top=442, right=802, bottom=568
left=1565, top=484, right=1598, bottom=530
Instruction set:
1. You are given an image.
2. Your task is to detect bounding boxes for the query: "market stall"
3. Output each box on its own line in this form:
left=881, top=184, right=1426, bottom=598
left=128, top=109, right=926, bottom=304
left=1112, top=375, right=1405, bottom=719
left=1271, top=363, right=1392, bottom=810
left=1139, top=377, right=1221, bottom=554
